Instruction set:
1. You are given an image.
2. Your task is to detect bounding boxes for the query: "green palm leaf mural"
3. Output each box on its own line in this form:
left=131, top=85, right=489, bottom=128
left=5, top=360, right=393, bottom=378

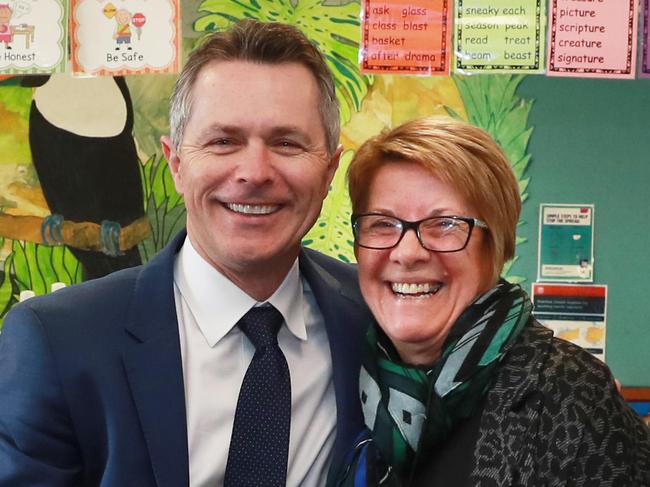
left=10, top=241, right=82, bottom=296
left=451, top=74, right=533, bottom=281
left=194, top=0, right=372, bottom=125
left=303, top=150, right=355, bottom=262
left=138, top=154, right=186, bottom=262
left=0, top=248, right=14, bottom=329
left=0, top=240, right=83, bottom=329
left=452, top=74, right=532, bottom=202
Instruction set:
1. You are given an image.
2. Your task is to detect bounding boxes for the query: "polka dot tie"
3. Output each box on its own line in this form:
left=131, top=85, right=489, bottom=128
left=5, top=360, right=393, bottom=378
left=224, top=305, right=291, bottom=487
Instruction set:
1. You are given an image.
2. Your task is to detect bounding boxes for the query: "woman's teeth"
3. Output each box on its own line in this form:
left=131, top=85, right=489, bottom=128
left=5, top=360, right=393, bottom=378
left=391, top=282, right=441, bottom=296
left=226, top=203, right=278, bottom=215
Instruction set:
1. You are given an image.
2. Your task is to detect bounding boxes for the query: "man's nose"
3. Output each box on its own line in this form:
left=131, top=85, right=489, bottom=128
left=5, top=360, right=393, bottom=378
left=389, top=228, right=431, bottom=266
left=234, top=142, right=275, bottom=186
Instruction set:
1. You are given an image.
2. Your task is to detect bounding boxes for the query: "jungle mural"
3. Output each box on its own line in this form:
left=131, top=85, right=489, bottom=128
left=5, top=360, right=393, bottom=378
left=0, top=0, right=532, bottom=326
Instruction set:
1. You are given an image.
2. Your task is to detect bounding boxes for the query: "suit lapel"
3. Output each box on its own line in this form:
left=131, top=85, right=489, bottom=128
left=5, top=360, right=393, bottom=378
left=299, top=249, right=370, bottom=473
left=123, top=232, right=189, bottom=487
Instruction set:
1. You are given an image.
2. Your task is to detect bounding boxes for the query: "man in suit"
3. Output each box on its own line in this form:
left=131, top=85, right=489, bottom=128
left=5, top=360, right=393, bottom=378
left=0, top=20, right=370, bottom=486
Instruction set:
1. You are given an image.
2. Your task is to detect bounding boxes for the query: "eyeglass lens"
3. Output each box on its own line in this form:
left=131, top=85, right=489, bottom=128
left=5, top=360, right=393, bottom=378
left=354, top=215, right=472, bottom=251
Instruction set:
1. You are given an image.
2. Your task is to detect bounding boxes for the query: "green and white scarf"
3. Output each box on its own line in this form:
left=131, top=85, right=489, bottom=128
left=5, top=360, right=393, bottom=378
left=336, top=280, right=532, bottom=486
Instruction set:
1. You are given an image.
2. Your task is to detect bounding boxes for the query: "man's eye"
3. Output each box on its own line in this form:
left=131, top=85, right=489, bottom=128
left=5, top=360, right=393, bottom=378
left=208, top=138, right=240, bottom=153
left=278, top=140, right=297, bottom=147
left=273, top=139, right=304, bottom=154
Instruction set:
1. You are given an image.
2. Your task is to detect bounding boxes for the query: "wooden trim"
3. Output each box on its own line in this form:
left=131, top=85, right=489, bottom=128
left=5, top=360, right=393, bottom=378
left=621, top=387, right=650, bottom=401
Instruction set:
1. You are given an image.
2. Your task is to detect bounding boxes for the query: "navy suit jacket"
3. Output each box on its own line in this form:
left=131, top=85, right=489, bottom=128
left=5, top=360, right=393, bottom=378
left=0, top=232, right=370, bottom=486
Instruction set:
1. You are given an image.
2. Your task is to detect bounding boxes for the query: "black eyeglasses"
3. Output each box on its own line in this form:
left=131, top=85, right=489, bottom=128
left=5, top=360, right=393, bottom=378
left=351, top=213, right=488, bottom=252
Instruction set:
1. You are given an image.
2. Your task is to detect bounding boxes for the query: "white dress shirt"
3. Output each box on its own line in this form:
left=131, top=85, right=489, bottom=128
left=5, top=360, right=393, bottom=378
left=173, top=237, right=337, bottom=487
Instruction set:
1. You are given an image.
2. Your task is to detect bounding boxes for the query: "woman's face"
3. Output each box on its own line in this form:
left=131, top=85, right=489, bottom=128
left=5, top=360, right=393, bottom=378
left=355, top=162, right=494, bottom=365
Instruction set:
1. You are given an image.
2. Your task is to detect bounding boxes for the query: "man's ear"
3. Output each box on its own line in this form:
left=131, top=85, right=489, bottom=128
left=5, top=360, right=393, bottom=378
left=160, top=135, right=183, bottom=194
left=324, top=144, right=344, bottom=189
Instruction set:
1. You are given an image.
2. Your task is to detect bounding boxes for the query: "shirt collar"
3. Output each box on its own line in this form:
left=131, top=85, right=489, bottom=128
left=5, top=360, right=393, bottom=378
left=174, top=236, right=307, bottom=347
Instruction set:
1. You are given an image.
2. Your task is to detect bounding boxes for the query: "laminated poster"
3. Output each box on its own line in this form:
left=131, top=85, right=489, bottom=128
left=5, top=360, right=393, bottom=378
left=538, top=204, right=594, bottom=283
left=642, top=0, right=650, bottom=77
left=0, top=0, right=67, bottom=74
left=71, top=0, right=180, bottom=76
left=532, top=283, right=606, bottom=362
left=454, top=0, right=546, bottom=74
left=360, top=0, right=451, bottom=74
left=547, top=0, right=638, bottom=79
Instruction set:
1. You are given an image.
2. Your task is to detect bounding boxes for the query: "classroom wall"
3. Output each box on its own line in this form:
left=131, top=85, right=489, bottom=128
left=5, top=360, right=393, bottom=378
left=513, top=76, right=650, bottom=386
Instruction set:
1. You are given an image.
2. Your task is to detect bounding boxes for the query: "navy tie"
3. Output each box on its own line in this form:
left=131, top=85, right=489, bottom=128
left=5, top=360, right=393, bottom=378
left=224, top=305, right=291, bottom=487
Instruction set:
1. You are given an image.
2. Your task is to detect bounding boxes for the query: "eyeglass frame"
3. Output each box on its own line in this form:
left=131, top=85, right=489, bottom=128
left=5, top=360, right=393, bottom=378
left=351, top=213, right=489, bottom=252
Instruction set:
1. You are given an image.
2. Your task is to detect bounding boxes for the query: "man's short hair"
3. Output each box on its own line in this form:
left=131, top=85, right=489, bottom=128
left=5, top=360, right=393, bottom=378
left=169, top=19, right=340, bottom=155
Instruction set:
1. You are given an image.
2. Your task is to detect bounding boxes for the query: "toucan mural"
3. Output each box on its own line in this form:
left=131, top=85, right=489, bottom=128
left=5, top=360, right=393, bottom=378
left=23, top=74, right=144, bottom=279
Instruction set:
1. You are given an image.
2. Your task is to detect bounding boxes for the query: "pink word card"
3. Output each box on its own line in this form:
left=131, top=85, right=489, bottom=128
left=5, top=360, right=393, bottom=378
left=547, top=0, right=638, bottom=79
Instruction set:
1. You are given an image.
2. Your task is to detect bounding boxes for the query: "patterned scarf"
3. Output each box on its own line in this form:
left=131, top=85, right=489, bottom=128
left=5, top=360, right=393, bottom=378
left=334, top=280, right=532, bottom=486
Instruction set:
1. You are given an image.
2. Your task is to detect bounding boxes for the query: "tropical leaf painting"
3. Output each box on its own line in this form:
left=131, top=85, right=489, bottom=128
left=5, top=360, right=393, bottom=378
left=138, top=154, right=186, bottom=262
left=127, top=75, right=177, bottom=160
left=0, top=242, right=14, bottom=328
left=10, top=241, right=82, bottom=296
left=303, top=150, right=355, bottom=262
left=340, top=75, right=467, bottom=152
left=451, top=74, right=533, bottom=282
left=0, top=240, right=82, bottom=330
left=452, top=75, right=532, bottom=202
left=193, top=0, right=372, bottom=126
left=0, top=85, right=32, bottom=166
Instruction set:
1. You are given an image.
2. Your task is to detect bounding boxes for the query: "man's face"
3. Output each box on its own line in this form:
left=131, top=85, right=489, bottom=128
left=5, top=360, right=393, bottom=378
left=163, top=60, right=341, bottom=295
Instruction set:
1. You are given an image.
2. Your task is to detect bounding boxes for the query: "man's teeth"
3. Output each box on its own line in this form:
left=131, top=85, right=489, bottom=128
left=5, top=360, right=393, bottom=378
left=391, top=282, right=441, bottom=295
left=226, top=203, right=278, bottom=215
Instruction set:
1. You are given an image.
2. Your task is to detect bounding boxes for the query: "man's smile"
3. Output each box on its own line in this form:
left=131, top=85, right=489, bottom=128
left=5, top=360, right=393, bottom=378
left=224, top=202, right=280, bottom=215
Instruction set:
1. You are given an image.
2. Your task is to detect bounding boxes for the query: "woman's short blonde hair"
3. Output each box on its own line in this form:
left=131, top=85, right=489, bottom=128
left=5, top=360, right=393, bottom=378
left=348, top=117, right=521, bottom=283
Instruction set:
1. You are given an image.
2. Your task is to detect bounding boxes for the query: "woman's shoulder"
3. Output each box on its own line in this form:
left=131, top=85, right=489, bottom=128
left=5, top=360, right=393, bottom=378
left=512, top=319, right=633, bottom=428
left=510, top=320, right=650, bottom=484
left=506, top=318, right=616, bottom=392
left=542, top=326, right=615, bottom=390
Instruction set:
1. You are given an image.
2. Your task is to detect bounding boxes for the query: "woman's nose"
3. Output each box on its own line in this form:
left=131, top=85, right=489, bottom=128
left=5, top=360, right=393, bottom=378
left=389, top=228, right=431, bottom=266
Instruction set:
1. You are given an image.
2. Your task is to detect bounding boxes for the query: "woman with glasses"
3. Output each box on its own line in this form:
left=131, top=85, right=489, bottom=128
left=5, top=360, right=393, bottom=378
left=333, top=117, right=650, bottom=486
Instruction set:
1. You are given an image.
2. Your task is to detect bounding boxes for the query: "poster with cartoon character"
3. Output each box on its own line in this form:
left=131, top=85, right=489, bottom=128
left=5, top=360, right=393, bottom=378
left=71, top=0, right=180, bottom=75
left=0, top=0, right=67, bottom=74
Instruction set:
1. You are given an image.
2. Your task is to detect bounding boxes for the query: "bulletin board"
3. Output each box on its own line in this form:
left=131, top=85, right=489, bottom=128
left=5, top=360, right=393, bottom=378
left=515, top=76, right=650, bottom=386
